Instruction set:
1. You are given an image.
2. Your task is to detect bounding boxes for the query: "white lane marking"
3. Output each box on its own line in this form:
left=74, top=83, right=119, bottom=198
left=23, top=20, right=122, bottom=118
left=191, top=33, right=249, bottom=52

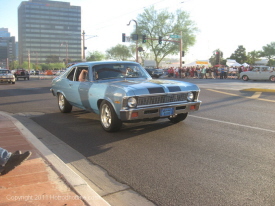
left=189, top=115, right=275, bottom=133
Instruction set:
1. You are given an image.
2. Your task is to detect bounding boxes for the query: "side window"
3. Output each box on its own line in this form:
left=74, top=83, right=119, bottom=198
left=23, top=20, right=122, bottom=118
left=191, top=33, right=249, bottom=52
left=76, top=66, right=89, bottom=82
left=67, top=67, right=76, bottom=81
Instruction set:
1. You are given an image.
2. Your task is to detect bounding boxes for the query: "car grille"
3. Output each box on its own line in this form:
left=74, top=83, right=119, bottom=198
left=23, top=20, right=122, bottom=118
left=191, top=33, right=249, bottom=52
left=137, top=93, right=188, bottom=106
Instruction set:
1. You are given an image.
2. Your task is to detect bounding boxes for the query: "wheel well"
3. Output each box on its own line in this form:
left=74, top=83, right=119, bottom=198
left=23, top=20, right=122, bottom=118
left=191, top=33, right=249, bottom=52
left=97, top=99, right=104, bottom=110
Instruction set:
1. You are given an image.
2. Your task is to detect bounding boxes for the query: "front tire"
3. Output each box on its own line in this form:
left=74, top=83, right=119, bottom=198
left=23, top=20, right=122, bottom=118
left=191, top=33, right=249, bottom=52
left=168, top=113, right=188, bottom=123
left=242, top=75, right=249, bottom=81
left=100, top=100, right=122, bottom=132
left=58, top=93, right=72, bottom=113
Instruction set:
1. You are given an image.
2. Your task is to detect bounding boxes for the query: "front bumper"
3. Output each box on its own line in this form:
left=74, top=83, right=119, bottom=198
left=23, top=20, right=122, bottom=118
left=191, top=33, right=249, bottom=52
left=0, top=78, right=15, bottom=83
left=120, top=101, right=201, bottom=121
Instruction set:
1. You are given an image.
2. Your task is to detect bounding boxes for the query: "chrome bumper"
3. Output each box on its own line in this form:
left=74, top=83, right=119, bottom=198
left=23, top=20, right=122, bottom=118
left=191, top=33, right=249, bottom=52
left=120, top=101, right=201, bottom=121
left=0, top=78, right=15, bottom=82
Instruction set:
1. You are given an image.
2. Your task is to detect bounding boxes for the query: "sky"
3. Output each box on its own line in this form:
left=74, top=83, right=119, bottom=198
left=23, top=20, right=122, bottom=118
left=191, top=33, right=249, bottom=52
left=1, top=0, right=274, bottom=63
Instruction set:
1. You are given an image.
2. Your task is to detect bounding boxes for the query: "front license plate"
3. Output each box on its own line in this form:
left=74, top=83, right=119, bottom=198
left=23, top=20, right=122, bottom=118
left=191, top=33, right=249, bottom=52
left=160, top=107, right=174, bottom=117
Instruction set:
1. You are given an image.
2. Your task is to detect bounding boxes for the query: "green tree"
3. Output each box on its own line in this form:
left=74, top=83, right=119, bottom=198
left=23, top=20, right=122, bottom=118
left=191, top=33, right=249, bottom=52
left=229, top=45, right=247, bottom=64
left=20, top=61, right=34, bottom=70
left=106, top=44, right=131, bottom=61
left=86, top=51, right=105, bottom=61
left=209, top=49, right=224, bottom=66
left=10, top=60, right=19, bottom=70
left=246, top=50, right=261, bottom=65
left=260, top=42, right=275, bottom=66
left=135, top=6, right=197, bottom=67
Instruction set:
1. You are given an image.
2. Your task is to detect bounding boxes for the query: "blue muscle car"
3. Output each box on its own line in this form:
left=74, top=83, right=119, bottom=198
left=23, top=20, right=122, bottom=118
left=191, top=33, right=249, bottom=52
left=50, top=61, right=201, bottom=132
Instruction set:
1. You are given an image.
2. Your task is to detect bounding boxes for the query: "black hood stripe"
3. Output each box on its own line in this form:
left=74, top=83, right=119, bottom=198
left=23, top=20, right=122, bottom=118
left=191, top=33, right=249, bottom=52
left=168, top=86, right=181, bottom=92
left=148, top=87, right=165, bottom=94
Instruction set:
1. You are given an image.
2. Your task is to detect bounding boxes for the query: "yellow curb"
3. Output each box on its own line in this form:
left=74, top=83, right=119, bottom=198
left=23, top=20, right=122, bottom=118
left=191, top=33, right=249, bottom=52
left=242, top=88, right=275, bottom=92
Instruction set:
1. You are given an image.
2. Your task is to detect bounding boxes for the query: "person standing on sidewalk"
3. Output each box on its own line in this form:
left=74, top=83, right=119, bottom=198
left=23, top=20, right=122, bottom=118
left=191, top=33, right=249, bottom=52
left=0, top=147, right=31, bottom=175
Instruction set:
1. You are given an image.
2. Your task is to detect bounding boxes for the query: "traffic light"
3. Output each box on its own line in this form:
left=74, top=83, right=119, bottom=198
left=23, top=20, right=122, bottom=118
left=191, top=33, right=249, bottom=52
left=142, top=35, right=146, bottom=43
left=122, top=33, right=126, bottom=42
left=182, top=51, right=185, bottom=57
left=158, top=36, right=162, bottom=44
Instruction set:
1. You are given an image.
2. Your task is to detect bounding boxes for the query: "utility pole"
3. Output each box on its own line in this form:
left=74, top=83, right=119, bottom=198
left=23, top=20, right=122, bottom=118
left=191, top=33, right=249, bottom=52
left=82, top=30, right=85, bottom=60
left=180, top=31, right=183, bottom=69
left=28, top=50, right=30, bottom=71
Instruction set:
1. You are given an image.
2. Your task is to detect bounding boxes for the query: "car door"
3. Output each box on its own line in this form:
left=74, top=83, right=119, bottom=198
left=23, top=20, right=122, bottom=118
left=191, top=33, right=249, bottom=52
left=260, top=67, right=271, bottom=80
left=78, top=66, right=96, bottom=112
left=250, top=67, right=260, bottom=80
left=61, top=66, right=79, bottom=106
left=62, top=66, right=86, bottom=108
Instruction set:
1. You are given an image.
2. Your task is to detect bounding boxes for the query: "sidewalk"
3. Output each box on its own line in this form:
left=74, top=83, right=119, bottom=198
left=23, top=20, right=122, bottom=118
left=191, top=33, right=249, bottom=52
left=0, top=112, right=110, bottom=206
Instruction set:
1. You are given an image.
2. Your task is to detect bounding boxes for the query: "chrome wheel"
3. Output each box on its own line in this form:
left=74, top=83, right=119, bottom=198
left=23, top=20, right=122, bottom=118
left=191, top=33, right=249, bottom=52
left=58, top=93, right=72, bottom=113
left=101, top=103, right=112, bottom=128
left=100, top=100, right=122, bottom=132
left=270, top=76, right=275, bottom=82
left=58, top=94, right=65, bottom=110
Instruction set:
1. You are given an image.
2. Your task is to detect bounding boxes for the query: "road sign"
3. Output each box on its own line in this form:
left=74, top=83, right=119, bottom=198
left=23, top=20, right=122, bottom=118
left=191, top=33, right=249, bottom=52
left=170, top=35, right=181, bottom=39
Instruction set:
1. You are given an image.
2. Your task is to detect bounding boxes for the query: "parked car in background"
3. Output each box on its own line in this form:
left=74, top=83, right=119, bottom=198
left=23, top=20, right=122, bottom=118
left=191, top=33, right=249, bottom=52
left=240, top=66, right=275, bottom=82
left=51, top=61, right=201, bottom=132
left=14, top=69, right=30, bottom=80
left=145, top=68, right=164, bottom=78
left=30, top=70, right=40, bottom=75
left=0, top=69, right=16, bottom=84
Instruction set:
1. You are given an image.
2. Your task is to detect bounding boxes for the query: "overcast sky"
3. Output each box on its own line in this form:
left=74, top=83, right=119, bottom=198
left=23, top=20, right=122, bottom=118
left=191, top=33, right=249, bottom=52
left=1, top=0, right=274, bottom=63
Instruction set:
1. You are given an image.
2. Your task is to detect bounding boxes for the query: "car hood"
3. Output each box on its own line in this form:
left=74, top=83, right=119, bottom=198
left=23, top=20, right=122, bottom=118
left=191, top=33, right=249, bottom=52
left=110, top=79, right=200, bottom=95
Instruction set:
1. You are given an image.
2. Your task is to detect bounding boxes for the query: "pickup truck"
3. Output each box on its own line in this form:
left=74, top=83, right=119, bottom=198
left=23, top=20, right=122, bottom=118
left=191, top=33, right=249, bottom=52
left=14, top=70, right=30, bottom=80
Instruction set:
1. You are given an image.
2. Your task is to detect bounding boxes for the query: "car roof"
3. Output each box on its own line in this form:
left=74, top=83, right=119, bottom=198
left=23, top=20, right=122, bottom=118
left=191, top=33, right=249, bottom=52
left=70, top=61, right=140, bottom=67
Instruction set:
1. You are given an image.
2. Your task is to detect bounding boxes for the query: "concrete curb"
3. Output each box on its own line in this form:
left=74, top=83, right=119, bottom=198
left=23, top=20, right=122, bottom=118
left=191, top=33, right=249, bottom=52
left=0, top=111, right=111, bottom=206
left=242, top=88, right=275, bottom=93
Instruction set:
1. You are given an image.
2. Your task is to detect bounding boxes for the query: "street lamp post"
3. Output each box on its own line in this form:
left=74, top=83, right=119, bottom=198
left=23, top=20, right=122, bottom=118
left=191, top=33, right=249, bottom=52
left=127, top=19, right=138, bottom=63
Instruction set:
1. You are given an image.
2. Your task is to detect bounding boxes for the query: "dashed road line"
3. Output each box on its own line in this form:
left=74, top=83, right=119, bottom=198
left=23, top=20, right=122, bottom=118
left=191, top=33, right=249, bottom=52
left=207, top=89, right=275, bottom=103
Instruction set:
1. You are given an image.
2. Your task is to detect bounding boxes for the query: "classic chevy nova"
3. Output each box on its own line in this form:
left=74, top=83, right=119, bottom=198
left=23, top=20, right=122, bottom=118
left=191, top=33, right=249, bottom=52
left=51, top=61, right=201, bottom=132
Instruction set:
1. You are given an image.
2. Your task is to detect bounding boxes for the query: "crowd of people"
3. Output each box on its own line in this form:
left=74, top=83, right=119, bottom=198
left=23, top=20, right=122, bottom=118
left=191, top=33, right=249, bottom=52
left=165, top=66, right=253, bottom=79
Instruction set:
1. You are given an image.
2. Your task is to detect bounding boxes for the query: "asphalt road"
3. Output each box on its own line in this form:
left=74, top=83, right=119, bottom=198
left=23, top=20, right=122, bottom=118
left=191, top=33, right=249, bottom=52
left=1, top=78, right=275, bottom=206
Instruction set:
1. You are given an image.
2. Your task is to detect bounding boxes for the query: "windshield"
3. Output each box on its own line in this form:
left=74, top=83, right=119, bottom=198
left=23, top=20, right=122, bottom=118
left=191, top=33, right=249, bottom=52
left=93, top=63, right=151, bottom=80
left=0, top=70, right=10, bottom=74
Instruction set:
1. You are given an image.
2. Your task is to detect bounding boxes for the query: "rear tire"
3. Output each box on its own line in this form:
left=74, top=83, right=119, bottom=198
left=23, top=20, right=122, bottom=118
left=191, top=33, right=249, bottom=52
left=168, top=113, right=188, bottom=123
left=58, top=93, right=72, bottom=113
left=242, top=75, right=249, bottom=81
left=100, top=100, right=122, bottom=132
left=270, top=75, right=275, bottom=82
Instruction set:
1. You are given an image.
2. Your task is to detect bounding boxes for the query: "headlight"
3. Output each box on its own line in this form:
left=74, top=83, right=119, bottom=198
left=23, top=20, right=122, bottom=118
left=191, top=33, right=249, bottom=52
left=187, top=92, right=194, bottom=102
left=127, top=97, right=137, bottom=108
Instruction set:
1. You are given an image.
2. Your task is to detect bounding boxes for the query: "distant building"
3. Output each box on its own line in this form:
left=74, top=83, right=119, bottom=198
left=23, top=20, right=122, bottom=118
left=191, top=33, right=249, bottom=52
left=0, top=28, right=11, bottom=37
left=0, top=28, right=16, bottom=69
left=18, top=0, right=81, bottom=64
